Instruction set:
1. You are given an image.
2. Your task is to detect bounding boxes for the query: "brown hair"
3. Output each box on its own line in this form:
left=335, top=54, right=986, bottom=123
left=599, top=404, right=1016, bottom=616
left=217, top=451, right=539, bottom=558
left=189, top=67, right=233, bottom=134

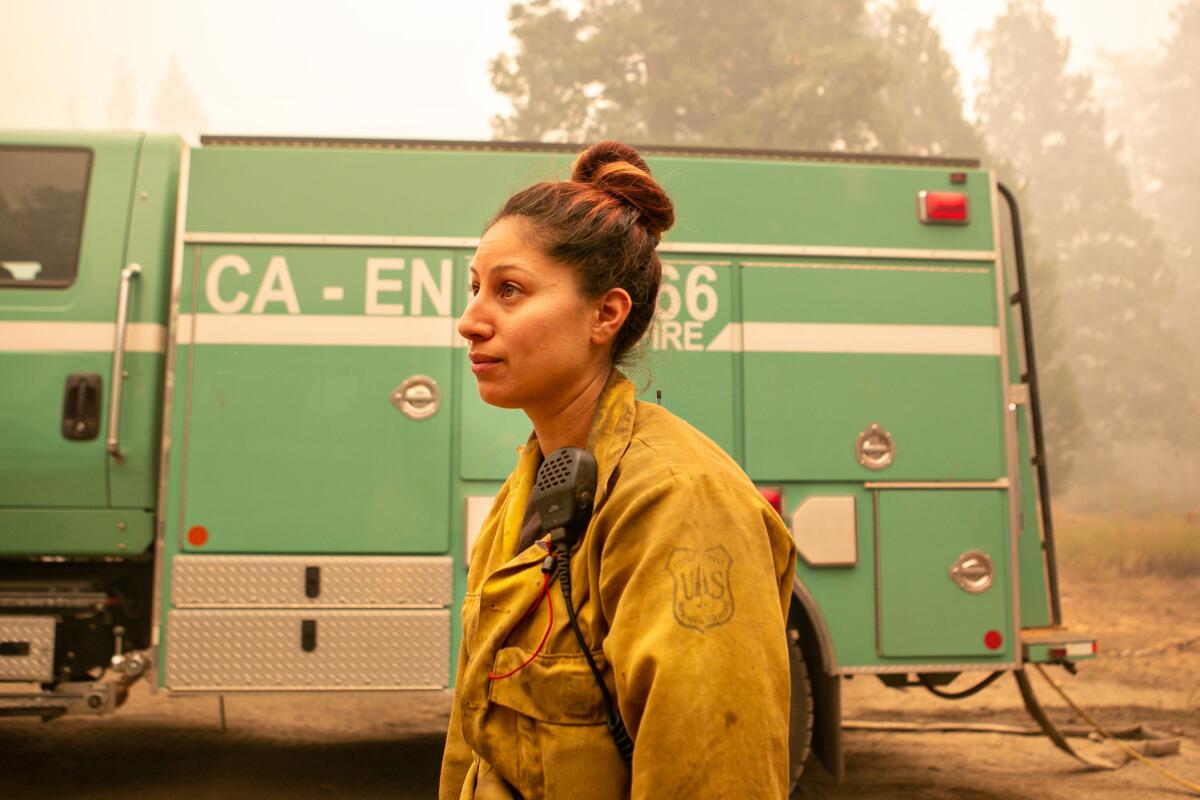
left=488, top=140, right=675, bottom=365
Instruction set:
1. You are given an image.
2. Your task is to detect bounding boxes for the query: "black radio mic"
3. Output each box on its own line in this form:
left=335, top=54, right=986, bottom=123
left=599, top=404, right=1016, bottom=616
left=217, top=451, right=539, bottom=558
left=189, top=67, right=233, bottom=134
left=531, top=447, right=597, bottom=548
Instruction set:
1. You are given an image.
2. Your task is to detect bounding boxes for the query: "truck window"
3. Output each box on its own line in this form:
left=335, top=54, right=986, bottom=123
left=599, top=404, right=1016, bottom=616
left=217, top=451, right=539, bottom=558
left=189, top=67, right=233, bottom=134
left=0, top=147, right=92, bottom=288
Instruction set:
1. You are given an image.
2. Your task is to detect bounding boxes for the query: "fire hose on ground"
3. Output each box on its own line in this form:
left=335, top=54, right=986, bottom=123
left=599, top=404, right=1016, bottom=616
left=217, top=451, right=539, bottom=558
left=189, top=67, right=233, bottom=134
left=842, top=663, right=1200, bottom=796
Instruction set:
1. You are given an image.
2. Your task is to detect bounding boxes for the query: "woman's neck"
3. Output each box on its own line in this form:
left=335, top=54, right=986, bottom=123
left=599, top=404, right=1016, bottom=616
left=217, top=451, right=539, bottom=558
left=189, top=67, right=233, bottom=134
left=527, top=367, right=611, bottom=455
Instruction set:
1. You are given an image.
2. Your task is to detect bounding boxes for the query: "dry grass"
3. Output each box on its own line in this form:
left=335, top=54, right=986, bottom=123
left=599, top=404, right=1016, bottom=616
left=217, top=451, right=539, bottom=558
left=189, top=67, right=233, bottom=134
left=1053, top=510, right=1200, bottom=578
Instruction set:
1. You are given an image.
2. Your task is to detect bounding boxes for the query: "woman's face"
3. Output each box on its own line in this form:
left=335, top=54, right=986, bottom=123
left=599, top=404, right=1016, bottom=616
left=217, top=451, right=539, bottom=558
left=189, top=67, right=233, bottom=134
left=459, top=217, right=608, bottom=412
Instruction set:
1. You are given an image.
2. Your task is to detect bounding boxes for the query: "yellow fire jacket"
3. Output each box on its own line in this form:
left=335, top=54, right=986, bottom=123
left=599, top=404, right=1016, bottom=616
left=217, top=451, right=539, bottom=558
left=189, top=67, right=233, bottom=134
left=440, top=372, right=797, bottom=799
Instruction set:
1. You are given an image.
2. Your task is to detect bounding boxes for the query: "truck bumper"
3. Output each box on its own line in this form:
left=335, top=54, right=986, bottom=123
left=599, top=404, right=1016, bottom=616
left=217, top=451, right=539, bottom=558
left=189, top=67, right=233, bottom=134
left=1021, top=628, right=1097, bottom=663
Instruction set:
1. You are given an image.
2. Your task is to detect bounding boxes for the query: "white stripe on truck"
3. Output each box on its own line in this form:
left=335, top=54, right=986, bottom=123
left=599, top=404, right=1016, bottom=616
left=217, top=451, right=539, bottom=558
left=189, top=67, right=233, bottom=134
left=167, top=316, right=1000, bottom=355
left=0, top=322, right=167, bottom=354
left=175, top=313, right=455, bottom=347
left=707, top=322, right=1001, bottom=356
left=184, top=231, right=997, bottom=263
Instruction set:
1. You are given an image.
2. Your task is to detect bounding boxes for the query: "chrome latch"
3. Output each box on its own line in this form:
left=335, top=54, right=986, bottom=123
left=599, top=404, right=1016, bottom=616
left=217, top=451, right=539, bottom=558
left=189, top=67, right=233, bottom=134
left=949, top=550, right=995, bottom=594
left=855, top=422, right=895, bottom=470
left=392, top=375, right=440, bottom=420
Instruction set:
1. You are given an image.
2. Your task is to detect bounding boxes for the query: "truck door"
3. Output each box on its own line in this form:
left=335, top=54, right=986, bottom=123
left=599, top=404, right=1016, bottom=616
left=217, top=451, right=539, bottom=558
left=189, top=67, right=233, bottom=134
left=0, top=134, right=155, bottom=554
left=169, top=242, right=456, bottom=555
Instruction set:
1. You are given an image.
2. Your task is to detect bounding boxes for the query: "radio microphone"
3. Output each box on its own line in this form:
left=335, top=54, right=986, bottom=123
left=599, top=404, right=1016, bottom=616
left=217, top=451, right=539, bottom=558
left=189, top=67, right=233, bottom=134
left=531, top=447, right=597, bottom=548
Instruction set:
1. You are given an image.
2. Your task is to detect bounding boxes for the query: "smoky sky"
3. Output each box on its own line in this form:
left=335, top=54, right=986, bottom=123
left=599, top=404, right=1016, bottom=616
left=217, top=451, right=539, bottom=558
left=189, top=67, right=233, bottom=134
left=0, top=0, right=1180, bottom=139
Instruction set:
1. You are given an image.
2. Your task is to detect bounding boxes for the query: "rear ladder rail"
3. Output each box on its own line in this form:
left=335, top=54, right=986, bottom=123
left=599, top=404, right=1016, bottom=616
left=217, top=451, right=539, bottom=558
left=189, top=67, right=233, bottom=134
left=997, top=182, right=1062, bottom=626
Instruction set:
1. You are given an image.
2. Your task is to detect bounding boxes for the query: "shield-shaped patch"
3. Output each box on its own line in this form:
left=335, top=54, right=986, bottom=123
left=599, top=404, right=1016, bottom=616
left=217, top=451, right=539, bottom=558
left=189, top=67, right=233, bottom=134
left=666, top=545, right=734, bottom=632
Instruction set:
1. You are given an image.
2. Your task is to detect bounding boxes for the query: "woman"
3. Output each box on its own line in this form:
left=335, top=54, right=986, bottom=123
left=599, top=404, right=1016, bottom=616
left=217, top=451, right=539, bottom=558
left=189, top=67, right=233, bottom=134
left=440, top=141, right=797, bottom=799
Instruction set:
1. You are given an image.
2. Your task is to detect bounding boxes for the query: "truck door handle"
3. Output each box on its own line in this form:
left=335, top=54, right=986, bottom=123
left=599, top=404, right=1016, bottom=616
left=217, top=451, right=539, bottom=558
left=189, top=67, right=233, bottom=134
left=106, top=263, right=141, bottom=464
left=301, top=620, right=318, bottom=652
left=61, top=373, right=102, bottom=441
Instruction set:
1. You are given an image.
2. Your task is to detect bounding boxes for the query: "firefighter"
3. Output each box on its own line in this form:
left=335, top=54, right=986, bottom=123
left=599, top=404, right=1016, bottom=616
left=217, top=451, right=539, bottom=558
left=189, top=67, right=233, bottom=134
left=441, top=140, right=797, bottom=799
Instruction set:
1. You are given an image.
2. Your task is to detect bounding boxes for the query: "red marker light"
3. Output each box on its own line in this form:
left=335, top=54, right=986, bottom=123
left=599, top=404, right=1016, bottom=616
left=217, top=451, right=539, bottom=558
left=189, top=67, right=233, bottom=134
left=187, top=525, right=209, bottom=547
left=918, top=190, right=969, bottom=224
left=758, top=488, right=784, bottom=517
left=984, top=630, right=1003, bottom=650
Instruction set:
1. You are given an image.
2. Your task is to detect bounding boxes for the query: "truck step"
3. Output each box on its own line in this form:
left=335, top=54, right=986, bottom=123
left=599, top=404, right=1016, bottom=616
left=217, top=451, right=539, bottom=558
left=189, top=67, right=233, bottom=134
left=0, top=589, right=108, bottom=614
left=0, top=693, right=71, bottom=720
left=0, top=680, right=122, bottom=719
left=1021, top=627, right=1097, bottom=663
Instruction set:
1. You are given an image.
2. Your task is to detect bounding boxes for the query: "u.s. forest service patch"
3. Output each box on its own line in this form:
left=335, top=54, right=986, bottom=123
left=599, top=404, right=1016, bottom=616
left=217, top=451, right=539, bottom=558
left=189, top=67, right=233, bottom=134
left=666, top=545, right=734, bottom=632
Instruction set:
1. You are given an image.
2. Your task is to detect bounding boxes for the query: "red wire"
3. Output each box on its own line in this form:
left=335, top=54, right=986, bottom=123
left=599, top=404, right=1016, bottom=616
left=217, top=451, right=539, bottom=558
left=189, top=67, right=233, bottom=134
left=488, top=571, right=554, bottom=681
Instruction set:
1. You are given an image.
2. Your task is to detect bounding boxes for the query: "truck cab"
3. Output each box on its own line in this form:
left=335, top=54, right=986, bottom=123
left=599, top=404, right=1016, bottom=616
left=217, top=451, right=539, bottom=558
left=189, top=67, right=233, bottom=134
left=0, top=132, right=179, bottom=704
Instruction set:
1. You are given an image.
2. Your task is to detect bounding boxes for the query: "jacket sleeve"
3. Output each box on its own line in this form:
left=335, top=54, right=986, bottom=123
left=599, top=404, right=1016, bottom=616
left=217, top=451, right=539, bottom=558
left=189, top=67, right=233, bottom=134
left=597, top=472, right=795, bottom=799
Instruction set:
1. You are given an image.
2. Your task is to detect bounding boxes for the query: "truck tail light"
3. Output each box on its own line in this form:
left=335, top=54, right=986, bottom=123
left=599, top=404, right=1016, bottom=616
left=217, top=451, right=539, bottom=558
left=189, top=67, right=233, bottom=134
left=1050, top=641, right=1097, bottom=660
left=918, top=190, right=969, bottom=224
left=758, top=487, right=783, bottom=517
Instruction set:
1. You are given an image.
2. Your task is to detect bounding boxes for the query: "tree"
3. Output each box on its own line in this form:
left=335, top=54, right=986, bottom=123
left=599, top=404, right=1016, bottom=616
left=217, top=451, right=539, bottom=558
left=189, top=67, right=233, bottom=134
left=491, top=0, right=895, bottom=149
left=1138, top=0, right=1200, bottom=266
left=151, top=56, right=208, bottom=142
left=1100, top=2, right=1200, bottom=352
left=976, top=0, right=1190, bottom=497
left=872, top=0, right=982, bottom=157
left=108, top=58, right=136, bottom=130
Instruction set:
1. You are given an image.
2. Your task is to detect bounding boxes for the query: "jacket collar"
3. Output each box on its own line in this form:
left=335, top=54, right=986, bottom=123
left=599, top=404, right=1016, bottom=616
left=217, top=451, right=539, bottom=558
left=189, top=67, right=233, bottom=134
left=585, top=369, right=637, bottom=510
left=499, top=369, right=636, bottom=558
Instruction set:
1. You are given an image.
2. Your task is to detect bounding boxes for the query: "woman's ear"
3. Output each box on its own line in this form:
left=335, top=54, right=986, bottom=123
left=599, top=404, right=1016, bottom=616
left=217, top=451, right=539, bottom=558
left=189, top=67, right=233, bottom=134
left=591, top=287, right=633, bottom=347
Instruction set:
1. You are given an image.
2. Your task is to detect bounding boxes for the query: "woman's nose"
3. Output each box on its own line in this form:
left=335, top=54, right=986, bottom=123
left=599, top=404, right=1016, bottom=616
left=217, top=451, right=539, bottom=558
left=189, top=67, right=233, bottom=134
left=458, top=296, right=493, bottom=342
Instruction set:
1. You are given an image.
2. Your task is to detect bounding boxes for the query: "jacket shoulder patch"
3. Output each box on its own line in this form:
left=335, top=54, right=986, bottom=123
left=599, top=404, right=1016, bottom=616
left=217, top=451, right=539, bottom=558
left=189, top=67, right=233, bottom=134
left=666, top=545, right=734, bottom=632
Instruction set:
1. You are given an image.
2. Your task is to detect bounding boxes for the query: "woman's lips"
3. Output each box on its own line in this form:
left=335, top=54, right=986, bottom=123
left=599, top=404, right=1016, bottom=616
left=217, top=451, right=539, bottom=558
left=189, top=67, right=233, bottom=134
left=469, top=354, right=502, bottom=375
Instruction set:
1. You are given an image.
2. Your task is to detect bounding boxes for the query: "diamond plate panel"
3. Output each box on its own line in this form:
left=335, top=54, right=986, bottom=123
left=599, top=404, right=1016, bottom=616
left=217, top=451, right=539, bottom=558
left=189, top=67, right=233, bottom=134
left=0, top=616, right=56, bottom=681
left=166, top=609, right=449, bottom=690
left=171, top=556, right=452, bottom=607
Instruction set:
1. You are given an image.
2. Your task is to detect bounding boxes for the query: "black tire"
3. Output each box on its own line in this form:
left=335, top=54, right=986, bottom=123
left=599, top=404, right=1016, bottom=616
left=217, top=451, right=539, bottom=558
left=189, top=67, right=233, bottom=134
left=787, top=626, right=813, bottom=793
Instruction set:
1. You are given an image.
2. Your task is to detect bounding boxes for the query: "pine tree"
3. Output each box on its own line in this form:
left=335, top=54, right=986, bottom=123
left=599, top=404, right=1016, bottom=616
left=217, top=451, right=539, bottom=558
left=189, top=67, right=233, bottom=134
left=108, top=58, right=136, bottom=130
left=491, top=0, right=895, bottom=149
left=151, top=56, right=209, bottom=142
left=976, top=0, right=1189, bottom=497
left=872, top=0, right=982, bottom=157
left=1101, top=2, right=1200, bottom=351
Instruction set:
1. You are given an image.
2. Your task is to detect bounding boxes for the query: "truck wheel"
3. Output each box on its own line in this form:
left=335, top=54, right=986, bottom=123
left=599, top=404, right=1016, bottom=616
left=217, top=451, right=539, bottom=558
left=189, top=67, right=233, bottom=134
left=788, top=626, right=813, bottom=792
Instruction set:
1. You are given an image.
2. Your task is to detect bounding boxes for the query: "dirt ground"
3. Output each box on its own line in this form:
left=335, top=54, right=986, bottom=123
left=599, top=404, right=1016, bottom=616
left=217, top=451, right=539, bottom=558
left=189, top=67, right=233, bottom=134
left=2, top=569, right=1197, bottom=799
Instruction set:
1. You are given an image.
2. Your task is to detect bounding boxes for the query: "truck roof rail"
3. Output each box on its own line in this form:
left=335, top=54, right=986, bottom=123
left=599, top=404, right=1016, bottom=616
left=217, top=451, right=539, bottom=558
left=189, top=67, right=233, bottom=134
left=197, top=134, right=982, bottom=169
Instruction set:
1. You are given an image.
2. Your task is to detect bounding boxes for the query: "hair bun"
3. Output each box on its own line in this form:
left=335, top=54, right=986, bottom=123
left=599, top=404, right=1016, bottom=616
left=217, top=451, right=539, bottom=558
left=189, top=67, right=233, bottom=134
left=571, top=141, right=675, bottom=239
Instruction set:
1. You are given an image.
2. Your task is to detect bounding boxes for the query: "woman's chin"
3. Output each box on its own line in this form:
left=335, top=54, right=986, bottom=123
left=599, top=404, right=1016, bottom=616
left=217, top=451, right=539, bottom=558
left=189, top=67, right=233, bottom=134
left=474, top=383, right=522, bottom=410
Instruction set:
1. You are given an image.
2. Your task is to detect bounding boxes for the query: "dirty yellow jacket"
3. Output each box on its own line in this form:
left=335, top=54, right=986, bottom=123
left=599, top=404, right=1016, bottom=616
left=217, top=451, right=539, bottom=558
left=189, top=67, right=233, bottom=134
left=440, top=372, right=797, bottom=799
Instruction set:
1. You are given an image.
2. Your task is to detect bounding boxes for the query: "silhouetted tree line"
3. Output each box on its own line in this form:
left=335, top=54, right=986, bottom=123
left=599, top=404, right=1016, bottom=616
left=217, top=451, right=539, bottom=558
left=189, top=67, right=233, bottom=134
left=491, top=0, right=1200, bottom=503
left=107, top=55, right=208, bottom=142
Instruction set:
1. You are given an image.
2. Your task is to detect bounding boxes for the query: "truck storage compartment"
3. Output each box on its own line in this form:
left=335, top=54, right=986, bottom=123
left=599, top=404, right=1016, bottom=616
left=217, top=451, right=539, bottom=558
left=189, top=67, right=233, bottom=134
left=172, top=243, right=455, bottom=554
left=875, top=490, right=1012, bottom=660
left=741, top=260, right=1007, bottom=481
left=165, top=609, right=449, bottom=690
left=171, top=555, right=452, bottom=607
left=0, top=616, right=56, bottom=681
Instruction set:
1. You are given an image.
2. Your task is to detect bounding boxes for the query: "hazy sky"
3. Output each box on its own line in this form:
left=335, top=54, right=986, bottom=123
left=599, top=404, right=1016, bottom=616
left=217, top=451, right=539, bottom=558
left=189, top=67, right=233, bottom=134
left=0, top=0, right=1183, bottom=140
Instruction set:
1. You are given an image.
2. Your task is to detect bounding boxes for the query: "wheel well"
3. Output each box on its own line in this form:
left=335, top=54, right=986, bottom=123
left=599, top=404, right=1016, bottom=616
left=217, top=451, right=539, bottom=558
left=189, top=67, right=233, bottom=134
left=789, top=590, right=844, bottom=781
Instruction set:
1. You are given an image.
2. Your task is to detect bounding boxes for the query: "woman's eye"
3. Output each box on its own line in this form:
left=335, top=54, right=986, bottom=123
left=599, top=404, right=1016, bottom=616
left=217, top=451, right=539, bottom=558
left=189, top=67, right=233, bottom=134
left=499, top=282, right=521, bottom=299
left=468, top=282, right=480, bottom=297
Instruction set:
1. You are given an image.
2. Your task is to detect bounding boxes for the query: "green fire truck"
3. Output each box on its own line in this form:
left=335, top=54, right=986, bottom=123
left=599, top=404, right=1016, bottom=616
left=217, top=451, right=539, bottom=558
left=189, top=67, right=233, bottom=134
left=0, top=131, right=1094, bottom=781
